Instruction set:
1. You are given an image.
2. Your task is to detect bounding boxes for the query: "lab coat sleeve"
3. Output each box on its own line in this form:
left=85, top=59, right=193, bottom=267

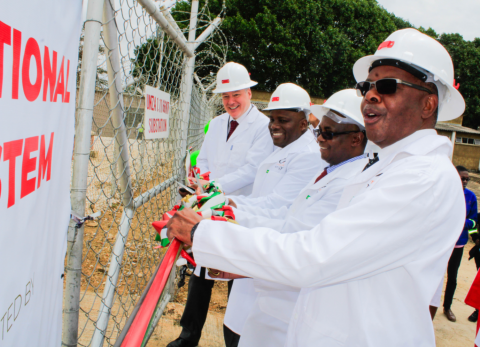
left=215, top=124, right=273, bottom=194
left=253, top=279, right=299, bottom=293
left=193, top=160, right=465, bottom=289
left=251, top=188, right=343, bottom=293
left=234, top=185, right=343, bottom=234
left=233, top=208, right=286, bottom=230
left=235, top=203, right=290, bottom=220
left=230, top=152, right=322, bottom=209
left=196, top=133, right=211, bottom=174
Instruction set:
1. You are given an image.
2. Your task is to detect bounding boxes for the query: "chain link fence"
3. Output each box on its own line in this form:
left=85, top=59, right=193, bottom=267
left=63, top=0, right=226, bottom=346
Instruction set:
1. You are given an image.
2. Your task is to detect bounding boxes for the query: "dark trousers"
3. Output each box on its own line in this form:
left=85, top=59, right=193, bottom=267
left=179, top=267, right=239, bottom=347
left=443, top=247, right=464, bottom=310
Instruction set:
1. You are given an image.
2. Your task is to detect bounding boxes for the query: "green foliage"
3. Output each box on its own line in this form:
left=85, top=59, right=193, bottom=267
left=133, top=0, right=480, bottom=127
left=438, top=34, right=480, bottom=129
left=205, top=0, right=402, bottom=97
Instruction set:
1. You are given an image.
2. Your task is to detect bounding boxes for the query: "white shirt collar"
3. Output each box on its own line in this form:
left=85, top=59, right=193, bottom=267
left=378, top=129, right=437, bottom=160
left=229, top=104, right=252, bottom=124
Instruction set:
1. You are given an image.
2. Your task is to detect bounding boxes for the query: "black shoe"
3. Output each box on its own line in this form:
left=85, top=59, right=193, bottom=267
left=468, top=310, right=479, bottom=323
left=166, top=337, right=198, bottom=347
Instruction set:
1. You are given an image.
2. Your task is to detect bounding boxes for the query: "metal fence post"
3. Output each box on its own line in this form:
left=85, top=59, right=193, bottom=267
left=62, top=0, right=106, bottom=345
left=90, top=0, right=136, bottom=345
left=177, top=0, right=199, bottom=179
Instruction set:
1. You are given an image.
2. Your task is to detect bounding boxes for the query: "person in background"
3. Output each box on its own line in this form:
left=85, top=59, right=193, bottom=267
left=167, top=62, right=274, bottom=347
left=441, top=166, right=478, bottom=322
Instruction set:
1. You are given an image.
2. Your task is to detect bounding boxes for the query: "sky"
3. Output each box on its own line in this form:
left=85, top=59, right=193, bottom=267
left=377, top=0, right=480, bottom=41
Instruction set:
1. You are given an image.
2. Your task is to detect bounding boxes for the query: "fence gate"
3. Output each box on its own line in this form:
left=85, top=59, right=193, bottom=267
left=62, top=0, right=227, bottom=346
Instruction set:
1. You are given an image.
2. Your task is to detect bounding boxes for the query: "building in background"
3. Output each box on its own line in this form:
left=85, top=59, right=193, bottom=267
left=436, top=115, right=480, bottom=171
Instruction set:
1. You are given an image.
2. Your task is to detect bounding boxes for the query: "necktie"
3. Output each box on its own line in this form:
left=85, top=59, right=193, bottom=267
left=314, top=169, right=328, bottom=183
left=362, top=155, right=379, bottom=172
left=227, top=120, right=239, bottom=140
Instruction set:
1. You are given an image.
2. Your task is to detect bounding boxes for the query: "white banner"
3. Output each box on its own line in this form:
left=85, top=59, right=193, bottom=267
left=144, top=85, right=170, bottom=139
left=0, top=0, right=82, bottom=346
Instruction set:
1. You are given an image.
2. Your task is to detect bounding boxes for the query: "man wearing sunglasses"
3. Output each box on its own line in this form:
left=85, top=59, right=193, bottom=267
left=167, top=29, right=467, bottom=346
left=207, top=89, right=367, bottom=347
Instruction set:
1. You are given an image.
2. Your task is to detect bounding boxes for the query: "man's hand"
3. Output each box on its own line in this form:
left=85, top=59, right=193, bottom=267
left=228, top=198, right=237, bottom=208
left=207, top=268, right=247, bottom=280
left=166, top=208, right=203, bottom=247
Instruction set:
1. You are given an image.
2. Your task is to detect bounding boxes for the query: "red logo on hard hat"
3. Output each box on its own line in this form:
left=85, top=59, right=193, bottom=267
left=453, top=79, right=460, bottom=90
left=272, top=97, right=280, bottom=102
left=378, top=41, right=395, bottom=50
left=310, top=102, right=314, bottom=106
left=222, top=79, right=230, bottom=84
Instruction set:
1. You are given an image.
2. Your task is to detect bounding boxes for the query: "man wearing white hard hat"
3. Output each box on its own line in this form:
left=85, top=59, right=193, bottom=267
left=167, top=28, right=466, bottom=346
left=209, top=89, right=368, bottom=347
left=167, top=62, right=274, bottom=347
left=195, top=62, right=274, bottom=196
left=216, top=83, right=324, bottom=345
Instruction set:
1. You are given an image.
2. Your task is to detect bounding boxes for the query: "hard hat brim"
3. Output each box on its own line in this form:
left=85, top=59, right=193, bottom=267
left=212, top=81, right=258, bottom=94
left=262, top=106, right=309, bottom=112
left=311, top=104, right=365, bottom=130
left=310, top=105, right=330, bottom=121
left=353, top=55, right=466, bottom=122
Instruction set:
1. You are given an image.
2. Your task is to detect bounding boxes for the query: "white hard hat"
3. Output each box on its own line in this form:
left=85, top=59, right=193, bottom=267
left=353, top=28, right=465, bottom=121
left=311, top=89, right=365, bottom=130
left=263, top=83, right=311, bottom=116
left=212, top=62, right=258, bottom=93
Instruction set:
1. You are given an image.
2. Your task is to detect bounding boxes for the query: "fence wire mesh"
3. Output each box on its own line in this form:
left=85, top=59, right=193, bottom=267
left=67, top=0, right=227, bottom=346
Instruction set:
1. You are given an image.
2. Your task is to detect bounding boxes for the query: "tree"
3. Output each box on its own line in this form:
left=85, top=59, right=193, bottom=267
left=133, top=0, right=480, bottom=127
left=203, top=0, right=403, bottom=97
left=438, top=35, right=480, bottom=129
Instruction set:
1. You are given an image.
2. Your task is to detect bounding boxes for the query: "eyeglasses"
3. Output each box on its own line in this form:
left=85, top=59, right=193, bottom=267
left=313, top=129, right=362, bottom=140
left=461, top=177, right=470, bottom=182
left=356, top=78, right=433, bottom=97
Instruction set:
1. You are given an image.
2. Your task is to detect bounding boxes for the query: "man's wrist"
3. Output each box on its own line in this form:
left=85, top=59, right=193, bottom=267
left=191, top=222, right=201, bottom=243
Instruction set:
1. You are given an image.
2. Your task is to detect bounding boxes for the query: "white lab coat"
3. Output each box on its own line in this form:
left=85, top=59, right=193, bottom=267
left=192, top=129, right=466, bottom=346
left=196, top=105, right=274, bottom=196
left=223, top=130, right=324, bottom=334
left=235, top=157, right=368, bottom=347
left=230, top=130, right=324, bottom=209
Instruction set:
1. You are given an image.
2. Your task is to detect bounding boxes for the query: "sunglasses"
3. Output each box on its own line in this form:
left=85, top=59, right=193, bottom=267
left=356, top=78, right=433, bottom=97
left=461, top=177, right=470, bottom=182
left=313, top=129, right=362, bottom=140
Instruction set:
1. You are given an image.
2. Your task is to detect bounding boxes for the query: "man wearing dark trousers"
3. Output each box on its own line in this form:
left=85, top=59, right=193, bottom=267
left=442, top=166, right=478, bottom=322
left=167, top=61, right=275, bottom=347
